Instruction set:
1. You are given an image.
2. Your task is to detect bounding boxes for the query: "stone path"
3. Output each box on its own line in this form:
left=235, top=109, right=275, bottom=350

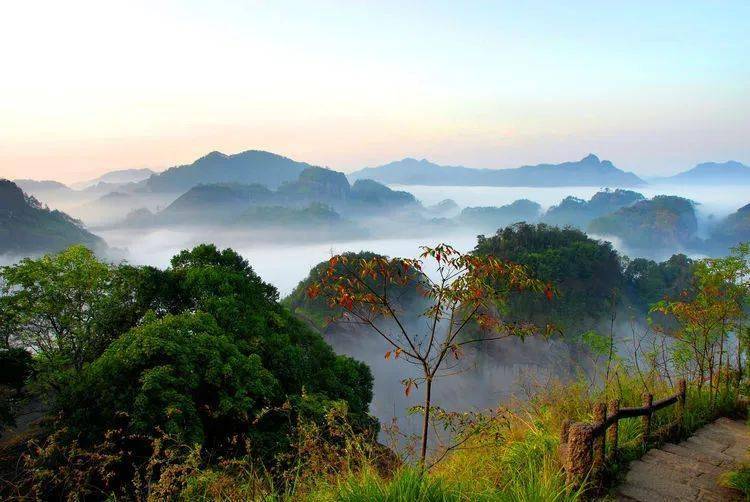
left=617, top=417, right=749, bottom=501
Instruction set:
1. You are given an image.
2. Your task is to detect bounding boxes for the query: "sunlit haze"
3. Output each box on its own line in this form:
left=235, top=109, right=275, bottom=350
left=1, top=0, right=748, bottom=183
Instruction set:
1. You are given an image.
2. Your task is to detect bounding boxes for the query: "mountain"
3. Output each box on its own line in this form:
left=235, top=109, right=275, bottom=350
left=459, top=199, right=542, bottom=230
left=142, top=150, right=312, bottom=193
left=160, top=183, right=274, bottom=222
left=137, top=167, right=418, bottom=227
left=588, top=196, right=698, bottom=250
left=543, top=189, right=645, bottom=229
left=237, top=203, right=343, bottom=227
left=350, top=154, right=646, bottom=187
left=652, top=161, right=750, bottom=185
left=711, top=202, right=750, bottom=248
left=348, top=179, right=419, bottom=213
left=277, top=166, right=351, bottom=203
left=71, top=168, right=155, bottom=190
left=426, top=199, right=460, bottom=218
left=0, top=180, right=105, bottom=255
left=13, top=179, right=73, bottom=196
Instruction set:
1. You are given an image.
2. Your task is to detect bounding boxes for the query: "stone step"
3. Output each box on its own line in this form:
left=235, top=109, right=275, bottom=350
left=615, top=418, right=747, bottom=501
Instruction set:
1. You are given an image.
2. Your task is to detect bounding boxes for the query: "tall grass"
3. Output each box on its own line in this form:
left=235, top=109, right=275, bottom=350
left=166, top=371, right=742, bottom=501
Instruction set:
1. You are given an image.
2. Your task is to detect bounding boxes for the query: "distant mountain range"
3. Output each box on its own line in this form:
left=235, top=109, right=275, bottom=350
left=349, top=154, right=646, bottom=187
left=651, top=161, right=750, bottom=185
left=71, top=168, right=155, bottom=190
left=14, top=154, right=750, bottom=205
left=14, top=179, right=73, bottom=195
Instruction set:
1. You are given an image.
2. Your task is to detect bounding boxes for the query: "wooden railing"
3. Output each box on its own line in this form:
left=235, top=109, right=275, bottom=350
left=561, top=379, right=687, bottom=489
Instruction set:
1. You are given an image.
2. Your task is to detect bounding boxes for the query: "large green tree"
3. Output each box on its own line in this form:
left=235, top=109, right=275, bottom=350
left=474, top=223, right=624, bottom=332
left=3, top=244, right=375, bottom=465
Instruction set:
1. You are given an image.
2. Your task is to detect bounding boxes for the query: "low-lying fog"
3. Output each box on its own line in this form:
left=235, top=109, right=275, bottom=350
left=96, top=184, right=748, bottom=296
left=393, top=183, right=749, bottom=219
left=99, top=228, right=480, bottom=296
left=9, top=183, right=747, bottom=441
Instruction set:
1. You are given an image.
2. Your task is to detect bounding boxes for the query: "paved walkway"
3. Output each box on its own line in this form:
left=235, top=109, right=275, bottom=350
left=617, top=417, right=749, bottom=501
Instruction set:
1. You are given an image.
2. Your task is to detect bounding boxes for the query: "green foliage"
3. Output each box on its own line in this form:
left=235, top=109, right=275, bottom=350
left=61, top=312, right=279, bottom=446
left=474, top=223, right=623, bottom=331
left=325, top=467, right=465, bottom=501
left=720, top=463, right=750, bottom=498
left=0, top=246, right=157, bottom=390
left=624, top=254, right=694, bottom=310
left=1, top=243, right=375, bottom=484
left=284, top=251, right=427, bottom=331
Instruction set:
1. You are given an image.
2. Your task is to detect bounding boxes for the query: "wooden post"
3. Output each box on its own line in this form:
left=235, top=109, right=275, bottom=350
left=566, top=423, right=594, bottom=490
left=677, top=379, right=687, bottom=435
left=607, top=399, right=619, bottom=461
left=592, top=403, right=606, bottom=473
left=642, top=393, right=653, bottom=447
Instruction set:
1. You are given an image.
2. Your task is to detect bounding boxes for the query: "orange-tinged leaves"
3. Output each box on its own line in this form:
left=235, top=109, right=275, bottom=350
left=306, top=283, right=321, bottom=299
left=544, top=284, right=554, bottom=301
left=339, top=294, right=354, bottom=310
left=384, top=351, right=391, bottom=360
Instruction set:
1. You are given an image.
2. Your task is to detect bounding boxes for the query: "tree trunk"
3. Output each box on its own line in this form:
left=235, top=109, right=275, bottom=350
left=419, top=377, right=433, bottom=466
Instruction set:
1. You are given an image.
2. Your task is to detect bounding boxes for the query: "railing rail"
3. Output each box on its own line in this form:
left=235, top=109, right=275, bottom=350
left=561, top=379, right=686, bottom=489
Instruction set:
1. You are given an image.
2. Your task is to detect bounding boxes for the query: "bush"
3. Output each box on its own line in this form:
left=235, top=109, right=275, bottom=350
left=60, top=312, right=279, bottom=447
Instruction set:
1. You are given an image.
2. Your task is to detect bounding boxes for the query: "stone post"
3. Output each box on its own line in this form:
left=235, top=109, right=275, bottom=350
left=607, top=399, right=619, bottom=461
left=566, top=423, right=594, bottom=490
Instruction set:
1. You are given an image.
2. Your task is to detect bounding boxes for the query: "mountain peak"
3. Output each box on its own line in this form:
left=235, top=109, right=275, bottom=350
left=581, top=154, right=600, bottom=163
left=0, top=179, right=29, bottom=211
left=198, top=151, right=229, bottom=163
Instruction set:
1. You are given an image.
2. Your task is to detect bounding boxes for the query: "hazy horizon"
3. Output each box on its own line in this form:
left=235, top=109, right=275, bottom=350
left=2, top=1, right=748, bottom=183
left=7, top=149, right=750, bottom=186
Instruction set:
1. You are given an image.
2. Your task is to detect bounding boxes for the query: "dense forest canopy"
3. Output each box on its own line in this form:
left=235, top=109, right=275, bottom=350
left=0, top=244, right=374, bottom=498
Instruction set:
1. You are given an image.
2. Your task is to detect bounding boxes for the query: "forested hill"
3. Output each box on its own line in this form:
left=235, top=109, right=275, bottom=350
left=0, top=179, right=105, bottom=255
left=141, top=150, right=313, bottom=192
left=350, top=154, right=645, bottom=187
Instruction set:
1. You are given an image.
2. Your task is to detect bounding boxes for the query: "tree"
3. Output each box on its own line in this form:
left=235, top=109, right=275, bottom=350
left=309, top=243, right=552, bottom=464
left=652, top=244, right=749, bottom=403
left=60, top=312, right=280, bottom=447
left=474, top=223, right=622, bottom=332
left=1, top=246, right=112, bottom=383
left=0, top=246, right=159, bottom=390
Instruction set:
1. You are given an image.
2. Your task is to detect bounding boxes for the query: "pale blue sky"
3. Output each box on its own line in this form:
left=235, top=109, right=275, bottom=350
left=1, top=0, right=748, bottom=182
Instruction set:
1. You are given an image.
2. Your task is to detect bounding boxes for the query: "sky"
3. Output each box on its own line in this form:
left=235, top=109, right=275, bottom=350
left=1, top=0, right=748, bottom=183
